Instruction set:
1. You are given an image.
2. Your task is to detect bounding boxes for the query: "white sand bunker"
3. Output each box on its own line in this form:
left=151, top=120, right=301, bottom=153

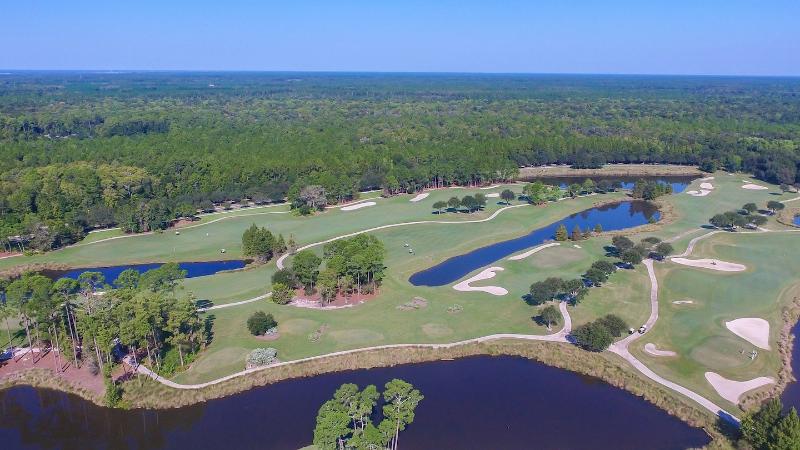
left=508, top=243, right=560, bottom=261
left=700, top=182, right=715, bottom=190
left=671, top=258, right=746, bottom=272
left=726, top=318, right=771, bottom=349
left=705, top=372, right=774, bottom=404
left=700, top=176, right=715, bottom=181
left=452, top=267, right=508, bottom=296
left=673, top=300, right=694, bottom=305
left=486, top=193, right=500, bottom=198
left=644, top=343, right=677, bottom=357
left=410, top=193, right=429, bottom=202
left=686, top=190, right=712, bottom=197
left=742, top=183, right=768, bottom=190
left=480, top=185, right=501, bottom=190
left=340, top=201, right=376, bottom=211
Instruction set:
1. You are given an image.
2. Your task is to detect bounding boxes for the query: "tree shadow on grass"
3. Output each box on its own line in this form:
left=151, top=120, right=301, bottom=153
left=203, top=314, right=216, bottom=346
left=195, top=299, right=213, bottom=309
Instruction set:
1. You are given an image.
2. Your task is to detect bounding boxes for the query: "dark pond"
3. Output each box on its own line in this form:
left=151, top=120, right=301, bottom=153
left=782, top=322, right=800, bottom=410
left=410, top=200, right=659, bottom=286
left=0, top=356, right=710, bottom=450
left=42, top=260, right=246, bottom=283
left=519, top=175, right=695, bottom=194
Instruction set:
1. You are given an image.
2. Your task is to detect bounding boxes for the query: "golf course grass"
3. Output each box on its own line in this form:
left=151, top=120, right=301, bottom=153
left=2, top=171, right=799, bottom=420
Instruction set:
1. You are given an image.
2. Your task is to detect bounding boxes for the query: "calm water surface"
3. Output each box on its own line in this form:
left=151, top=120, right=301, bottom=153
left=0, top=356, right=710, bottom=450
left=410, top=200, right=659, bottom=286
left=519, top=175, right=694, bottom=194
left=43, top=260, right=246, bottom=282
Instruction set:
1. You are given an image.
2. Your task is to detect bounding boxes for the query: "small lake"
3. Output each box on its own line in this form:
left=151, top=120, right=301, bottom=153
left=43, top=260, right=246, bottom=283
left=410, top=200, right=659, bottom=286
left=519, top=175, right=695, bottom=194
left=0, top=356, right=710, bottom=450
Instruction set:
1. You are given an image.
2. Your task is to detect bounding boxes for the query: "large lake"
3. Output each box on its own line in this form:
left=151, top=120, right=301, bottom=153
left=410, top=200, right=659, bottom=286
left=0, top=356, right=710, bottom=450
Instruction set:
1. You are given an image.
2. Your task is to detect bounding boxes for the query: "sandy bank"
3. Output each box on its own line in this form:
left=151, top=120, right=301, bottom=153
left=340, top=201, right=377, bottom=211
left=452, top=267, right=508, bottom=296
left=508, top=243, right=560, bottom=261
left=725, top=318, right=771, bottom=350
left=671, top=258, right=746, bottom=272
left=705, top=372, right=774, bottom=404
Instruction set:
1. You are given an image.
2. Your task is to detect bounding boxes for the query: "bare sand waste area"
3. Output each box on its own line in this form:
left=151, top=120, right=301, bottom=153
left=705, top=372, right=775, bottom=404
left=725, top=318, right=771, bottom=350
left=508, top=242, right=560, bottom=261
left=452, top=267, right=508, bottom=296
left=671, top=258, right=746, bottom=272
left=409, top=193, right=430, bottom=202
left=340, top=201, right=377, bottom=211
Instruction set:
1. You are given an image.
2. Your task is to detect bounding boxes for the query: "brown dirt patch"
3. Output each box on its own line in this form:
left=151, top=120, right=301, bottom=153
left=292, top=288, right=378, bottom=308
left=0, top=350, right=106, bottom=396
left=255, top=332, right=281, bottom=341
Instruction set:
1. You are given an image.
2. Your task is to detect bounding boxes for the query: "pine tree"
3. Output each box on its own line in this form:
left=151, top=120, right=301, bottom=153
left=555, top=224, right=568, bottom=241
left=571, top=225, right=582, bottom=241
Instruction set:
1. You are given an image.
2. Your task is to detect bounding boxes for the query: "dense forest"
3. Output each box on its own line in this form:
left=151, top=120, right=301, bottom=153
left=1, top=72, right=799, bottom=250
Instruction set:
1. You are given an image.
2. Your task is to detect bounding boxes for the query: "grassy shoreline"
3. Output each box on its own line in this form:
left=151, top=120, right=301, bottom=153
left=1, top=339, right=734, bottom=447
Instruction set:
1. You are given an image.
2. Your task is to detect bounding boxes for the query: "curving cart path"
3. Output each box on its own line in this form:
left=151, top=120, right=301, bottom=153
left=608, top=259, right=738, bottom=422
left=130, top=301, right=571, bottom=389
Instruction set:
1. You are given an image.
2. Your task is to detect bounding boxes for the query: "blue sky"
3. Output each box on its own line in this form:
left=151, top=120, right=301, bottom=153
left=1, top=0, right=798, bottom=75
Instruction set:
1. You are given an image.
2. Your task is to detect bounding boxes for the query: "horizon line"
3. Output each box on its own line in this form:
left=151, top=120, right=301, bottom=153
left=1, top=69, right=799, bottom=79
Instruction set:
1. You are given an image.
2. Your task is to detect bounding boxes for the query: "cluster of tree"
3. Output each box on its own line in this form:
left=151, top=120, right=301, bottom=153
left=740, top=398, right=800, bottom=450
left=0, top=262, right=202, bottom=404
left=246, top=311, right=277, bottom=336
left=709, top=202, right=776, bottom=230
left=610, top=235, right=672, bottom=266
left=313, top=379, right=423, bottom=450
left=2, top=73, right=799, bottom=252
left=522, top=181, right=564, bottom=204
left=572, top=314, right=629, bottom=352
left=528, top=277, right=587, bottom=305
left=272, top=234, right=387, bottom=305
left=432, top=193, right=488, bottom=214
left=554, top=223, right=603, bottom=242
left=582, top=259, right=618, bottom=286
left=631, top=179, right=673, bottom=200
left=241, top=224, right=288, bottom=263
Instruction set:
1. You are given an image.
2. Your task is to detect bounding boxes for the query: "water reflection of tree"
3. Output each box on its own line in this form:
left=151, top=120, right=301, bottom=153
left=628, top=200, right=659, bottom=221
left=0, top=387, right=205, bottom=449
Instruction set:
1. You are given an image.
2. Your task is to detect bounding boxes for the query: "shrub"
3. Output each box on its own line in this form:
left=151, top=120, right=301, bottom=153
left=247, top=311, right=278, bottom=335
left=597, top=314, right=628, bottom=337
left=271, top=282, right=294, bottom=305
left=271, top=268, right=296, bottom=287
left=246, top=347, right=278, bottom=367
left=611, top=235, right=634, bottom=252
left=572, top=322, right=613, bottom=352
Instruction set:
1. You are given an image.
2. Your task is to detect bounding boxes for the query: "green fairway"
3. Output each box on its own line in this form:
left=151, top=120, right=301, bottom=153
left=629, top=231, right=800, bottom=409
left=3, top=171, right=799, bottom=416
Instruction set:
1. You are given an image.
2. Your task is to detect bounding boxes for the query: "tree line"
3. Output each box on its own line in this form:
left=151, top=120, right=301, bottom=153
left=2, top=73, right=799, bottom=252
left=0, top=263, right=201, bottom=405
